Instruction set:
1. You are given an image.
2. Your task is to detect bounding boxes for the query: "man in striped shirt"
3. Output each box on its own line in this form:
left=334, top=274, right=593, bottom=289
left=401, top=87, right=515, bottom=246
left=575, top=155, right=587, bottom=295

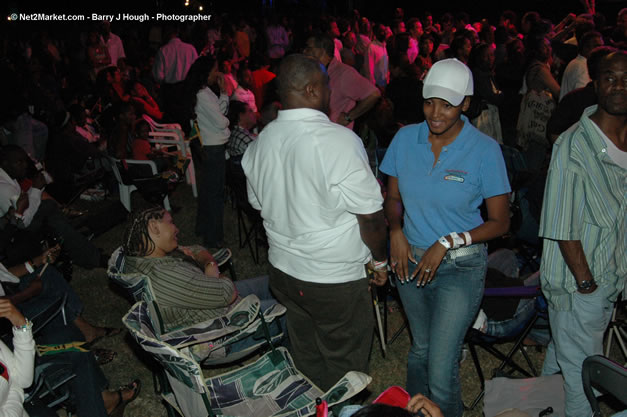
left=538, top=50, right=626, bottom=417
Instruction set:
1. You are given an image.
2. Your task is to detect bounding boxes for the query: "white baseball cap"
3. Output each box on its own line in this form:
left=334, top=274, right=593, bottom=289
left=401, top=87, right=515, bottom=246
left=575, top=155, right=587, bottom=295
left=422, top=58, right=474, bottom=106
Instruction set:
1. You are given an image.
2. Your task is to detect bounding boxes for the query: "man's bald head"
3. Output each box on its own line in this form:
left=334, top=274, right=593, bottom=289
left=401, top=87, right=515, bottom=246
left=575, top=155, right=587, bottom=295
left=277, top=54, right=330, bottom=114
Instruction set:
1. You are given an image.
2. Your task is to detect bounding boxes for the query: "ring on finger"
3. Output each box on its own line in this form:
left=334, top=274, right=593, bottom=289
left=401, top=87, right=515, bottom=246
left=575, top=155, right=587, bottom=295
left=424, top=268, right=432, bottom=273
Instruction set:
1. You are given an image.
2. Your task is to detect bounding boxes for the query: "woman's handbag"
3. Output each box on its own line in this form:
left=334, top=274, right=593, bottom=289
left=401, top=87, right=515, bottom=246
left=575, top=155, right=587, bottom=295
left=515, top=89, right=555, bottom=151
left=188, top=119, right=205, bottom=164
left=473, top=103, right=503, bottom=144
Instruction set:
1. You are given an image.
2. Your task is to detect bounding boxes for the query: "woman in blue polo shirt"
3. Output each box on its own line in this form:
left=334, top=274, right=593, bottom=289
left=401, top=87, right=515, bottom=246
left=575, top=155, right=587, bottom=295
left=380, top=58, right=511, bottom=417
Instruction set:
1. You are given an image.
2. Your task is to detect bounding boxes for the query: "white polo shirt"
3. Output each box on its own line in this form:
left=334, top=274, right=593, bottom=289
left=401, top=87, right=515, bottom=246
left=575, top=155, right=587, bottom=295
left=242, top=108, right=383, bottom=283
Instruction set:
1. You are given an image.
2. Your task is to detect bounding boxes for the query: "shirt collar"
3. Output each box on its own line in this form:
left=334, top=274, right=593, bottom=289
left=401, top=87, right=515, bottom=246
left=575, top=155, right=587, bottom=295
left=579, top=105, right=613, bottom=160
left=276, top=108, right=330, bottom=122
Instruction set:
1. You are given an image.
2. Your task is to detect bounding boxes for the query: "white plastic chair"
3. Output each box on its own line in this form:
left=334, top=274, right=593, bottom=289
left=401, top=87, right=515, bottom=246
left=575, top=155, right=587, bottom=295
left=109, top=157, right=171, bottom=212
left=143, top=114, right=197, bottom=198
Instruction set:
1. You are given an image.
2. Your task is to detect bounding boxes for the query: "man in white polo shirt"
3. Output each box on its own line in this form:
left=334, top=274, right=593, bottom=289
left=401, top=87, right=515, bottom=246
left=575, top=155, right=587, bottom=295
left=242, top=54, right=388, bottom=391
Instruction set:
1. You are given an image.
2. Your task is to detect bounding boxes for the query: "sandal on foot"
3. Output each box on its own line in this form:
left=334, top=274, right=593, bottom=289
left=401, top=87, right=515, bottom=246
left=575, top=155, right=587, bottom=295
left=108, top=379, right=141, bottom=417
left=85, top=327, right=123, bottom=348
left=93, top=348, right=117, bottom=366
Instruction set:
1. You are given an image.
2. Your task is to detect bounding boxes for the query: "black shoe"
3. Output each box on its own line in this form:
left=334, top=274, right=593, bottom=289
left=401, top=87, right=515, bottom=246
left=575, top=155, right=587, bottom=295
left=100, top=253, right=110, bottom=269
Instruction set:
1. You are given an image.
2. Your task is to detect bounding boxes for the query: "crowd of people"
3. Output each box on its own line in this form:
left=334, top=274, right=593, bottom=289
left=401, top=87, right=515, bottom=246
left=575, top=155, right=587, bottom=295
left=0, top=4, right=626, bottom=416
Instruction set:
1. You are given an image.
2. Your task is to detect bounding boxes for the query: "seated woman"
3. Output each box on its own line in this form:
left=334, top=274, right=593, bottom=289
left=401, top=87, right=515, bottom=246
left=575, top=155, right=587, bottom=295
left=0, top=297, right=139, bottom=417
left=120, top=206, right=282, bottom=353
left=0, top=298, right=35, bottom=417
left=131, top=120, right=188, bottom=183
left=2, top=243, right=121, bottom=353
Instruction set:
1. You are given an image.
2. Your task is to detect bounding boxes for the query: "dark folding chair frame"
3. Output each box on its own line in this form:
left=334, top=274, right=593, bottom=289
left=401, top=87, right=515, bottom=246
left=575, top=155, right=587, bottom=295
left=582, top=355, right=627, bottom=417
left=464, top=286, right=547, bottom=410
left=228, top=161, right=266, bottom=264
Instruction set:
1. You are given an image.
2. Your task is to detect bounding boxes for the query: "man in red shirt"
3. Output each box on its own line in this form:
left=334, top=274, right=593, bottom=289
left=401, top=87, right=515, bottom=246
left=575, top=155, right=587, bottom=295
left=304, top=34, right=381, bottom=130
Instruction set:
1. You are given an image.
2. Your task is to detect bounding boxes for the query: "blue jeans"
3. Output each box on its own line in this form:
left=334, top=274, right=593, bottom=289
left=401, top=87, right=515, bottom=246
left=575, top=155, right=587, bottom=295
left=397, top=244, right=487, bottom=417
left=229, top=276, right=285, bottom=354
left=18, top=266, right=84, bottom=339
left=542, top=285, right=613, bottom=417
left=485, top=297, right=536, bottom=338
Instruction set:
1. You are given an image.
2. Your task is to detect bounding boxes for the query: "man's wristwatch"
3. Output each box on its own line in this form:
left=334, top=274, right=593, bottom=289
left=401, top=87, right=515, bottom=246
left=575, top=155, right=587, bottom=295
left=577, top=279, right=596, bottom=291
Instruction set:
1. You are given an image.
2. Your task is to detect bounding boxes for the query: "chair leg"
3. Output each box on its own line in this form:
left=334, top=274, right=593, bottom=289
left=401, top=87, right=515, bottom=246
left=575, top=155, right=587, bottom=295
left=605, top=303, right=627, bottom=365
left=466, top=342, right=486, bottom=410
left=495, top=315, right=540, bottom=377
left=119, top=185, right=132, bottom=212
left=382, top=284, right=389, bottom=346
left=186, top=160, right=198, bottom=198
left=388, top=320, right=408, bottom=345
left=227, top=260, right=237, bottom=280
left=237, top=208, right=247, bottom=249
left=371, top=286, right=387, bottom=357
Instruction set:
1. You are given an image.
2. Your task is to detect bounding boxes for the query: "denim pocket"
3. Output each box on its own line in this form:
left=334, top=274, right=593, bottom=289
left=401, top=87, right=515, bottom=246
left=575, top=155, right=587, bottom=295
left=453, top=253, right=486, bottom=271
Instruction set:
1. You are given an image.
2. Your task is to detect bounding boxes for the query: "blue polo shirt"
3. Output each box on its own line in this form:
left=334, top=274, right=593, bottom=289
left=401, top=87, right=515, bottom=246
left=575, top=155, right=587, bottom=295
left=380, top=116, right=511, bottom=249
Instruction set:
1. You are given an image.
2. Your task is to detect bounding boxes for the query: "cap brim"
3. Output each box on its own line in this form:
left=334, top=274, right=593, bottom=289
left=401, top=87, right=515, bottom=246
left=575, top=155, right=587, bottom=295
left=422, top=85, right=464, bottom=106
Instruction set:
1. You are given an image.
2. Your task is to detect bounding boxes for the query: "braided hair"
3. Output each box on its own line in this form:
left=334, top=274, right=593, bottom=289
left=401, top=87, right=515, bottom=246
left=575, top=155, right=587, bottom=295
left=123, top=206, right=166, bottom=257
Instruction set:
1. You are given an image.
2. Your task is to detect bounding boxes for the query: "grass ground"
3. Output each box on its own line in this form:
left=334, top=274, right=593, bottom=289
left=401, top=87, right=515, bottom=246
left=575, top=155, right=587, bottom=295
left=66, top=184, right=625, bottom=417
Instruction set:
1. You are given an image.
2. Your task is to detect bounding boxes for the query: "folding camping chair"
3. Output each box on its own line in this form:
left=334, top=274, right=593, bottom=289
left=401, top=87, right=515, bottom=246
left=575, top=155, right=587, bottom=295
left=464, top=285, right=548, bottom=409
left=582, top=355, right=627, bottom=417
left=107, top=246, right=284, bottom=366
left=123, top=301, right=372, bottom=417
left=604, top=295, right=627, bottom=366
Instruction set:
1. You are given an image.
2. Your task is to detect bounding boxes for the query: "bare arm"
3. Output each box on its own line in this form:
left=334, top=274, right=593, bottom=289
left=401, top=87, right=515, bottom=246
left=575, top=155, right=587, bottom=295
left=177, top=245, right=220, bottom=278
left=356, top=209, right=388, bottom=285
left=557, top=240, right=597, bottom=293
left=384, top=176, right=416, bottom=281
left=337, top=90, right=381, bottom=126
left=465, top=193, right=510, bottom=244
left=356, top=209, right=387, bottom=261
left=529, top=64, right=561, bottom=99
left=8, top=278, right=42, bottom=305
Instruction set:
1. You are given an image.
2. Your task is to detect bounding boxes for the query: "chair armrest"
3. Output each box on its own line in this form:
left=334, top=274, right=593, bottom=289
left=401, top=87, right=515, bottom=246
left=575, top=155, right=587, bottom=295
left=120, top=159, right=160, bottom=175
left=149, top=132, right=180, bottom=141
left=483, top=286, right=540, bottom=298
left=160, top=294, right=261, bottom=348
left=142, top=114, right=183, bottom=132
left=262, top=303, right=286, bottom=322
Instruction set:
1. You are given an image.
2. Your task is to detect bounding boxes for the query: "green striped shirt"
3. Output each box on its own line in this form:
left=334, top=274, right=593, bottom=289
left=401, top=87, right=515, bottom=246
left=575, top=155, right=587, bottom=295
left=124, top=254, right=236, bottom=332
left=539, top=105, right=627, bottom=310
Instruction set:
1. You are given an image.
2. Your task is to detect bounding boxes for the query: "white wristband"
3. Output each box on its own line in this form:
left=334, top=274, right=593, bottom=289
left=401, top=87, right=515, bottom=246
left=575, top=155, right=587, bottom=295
left=449, top=232, right=464, bottom=249
left=438, top=236, right=451, bottom=250
left=24, top=261, right=35, bottom=274
left=463, top=231, right=472, bottom=246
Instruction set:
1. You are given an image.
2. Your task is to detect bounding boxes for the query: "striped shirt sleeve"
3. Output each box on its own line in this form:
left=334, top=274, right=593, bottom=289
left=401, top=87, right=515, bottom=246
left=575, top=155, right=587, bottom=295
left=539, top=153, right=584, bottom=242
left=150, top=261, right=235, bottom=310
